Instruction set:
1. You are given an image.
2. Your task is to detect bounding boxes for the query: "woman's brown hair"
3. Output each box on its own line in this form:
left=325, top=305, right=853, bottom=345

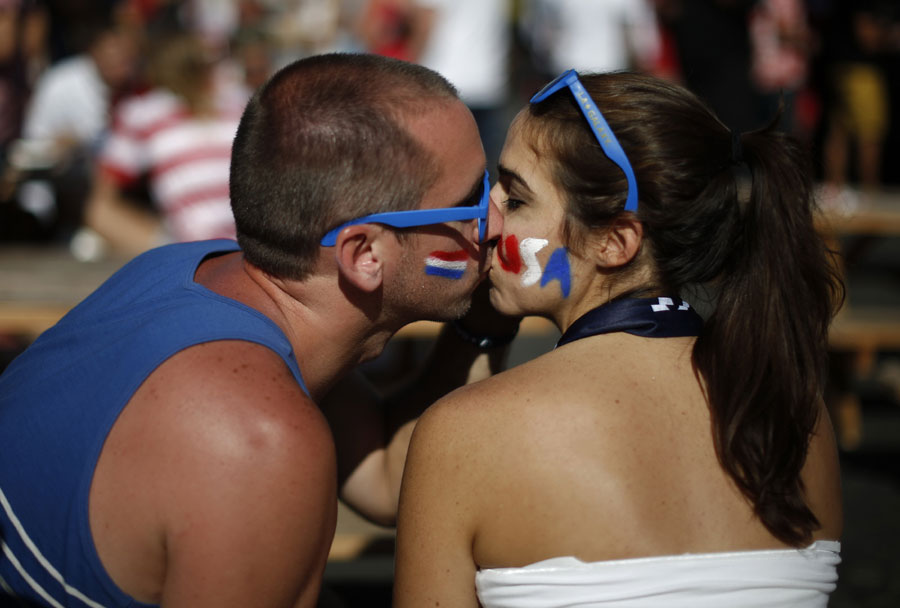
left=528, top=72, right=844, bottom=546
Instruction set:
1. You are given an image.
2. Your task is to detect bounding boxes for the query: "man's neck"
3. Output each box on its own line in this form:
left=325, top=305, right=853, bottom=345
left=196, top=253, right=402, bottom=401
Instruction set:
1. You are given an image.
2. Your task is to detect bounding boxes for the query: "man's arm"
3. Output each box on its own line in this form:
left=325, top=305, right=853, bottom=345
left=322, top=282, right=520, bottom=525
left=83, top=171, right=165, bottom=256
left=93, top=341, right=338, bottom=607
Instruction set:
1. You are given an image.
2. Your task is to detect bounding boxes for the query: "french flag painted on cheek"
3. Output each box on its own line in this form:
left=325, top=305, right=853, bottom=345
left=425, top=250, right=468, bottom=279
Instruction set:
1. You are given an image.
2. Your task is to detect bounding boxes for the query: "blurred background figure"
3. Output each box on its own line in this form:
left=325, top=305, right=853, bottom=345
left=354, top=0, right=421, bottom=61
left=83, top=31, right=251, bottom=257
left=0, top=0, right=46, bottom=156
left=749, top=0, right=813, bottom=138
left=404, top=0, right=512, bottom=169
left=0, top=0, right=48, bottom=240
left=183, top=0, right=351, bottom=69
left=821, top=0, right=897, bottom=198
left=656, top=0, right=764, bottom=133
left=264, top=0, right=350, bottom=63
left=20, top=13, right=137, bottom=157
left=9, top=9, right=139, bottom=244
left=517, top=0, right=662, bottom=79
left=227, top=24, right=275, bottom=92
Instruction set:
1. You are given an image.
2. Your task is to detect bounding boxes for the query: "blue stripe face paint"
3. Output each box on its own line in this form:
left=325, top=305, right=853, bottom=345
left=540, top=247, right=571, bottom=298
left=424, top=250, right=468, bottom=280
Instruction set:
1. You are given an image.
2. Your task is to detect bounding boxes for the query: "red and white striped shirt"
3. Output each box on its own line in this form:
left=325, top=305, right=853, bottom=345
left=99, top=83, right=246, bottom=242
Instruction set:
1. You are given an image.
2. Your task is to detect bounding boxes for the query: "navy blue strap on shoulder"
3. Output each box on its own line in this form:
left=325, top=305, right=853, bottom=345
left=556, top=297, right=703, bottom=348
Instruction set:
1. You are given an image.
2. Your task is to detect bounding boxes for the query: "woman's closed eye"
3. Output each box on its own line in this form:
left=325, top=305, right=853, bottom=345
left=503, top=198, right=525, bottom=212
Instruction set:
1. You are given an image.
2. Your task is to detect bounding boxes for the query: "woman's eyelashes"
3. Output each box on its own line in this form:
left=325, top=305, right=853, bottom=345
left=503, top=197, right=525, bottom=212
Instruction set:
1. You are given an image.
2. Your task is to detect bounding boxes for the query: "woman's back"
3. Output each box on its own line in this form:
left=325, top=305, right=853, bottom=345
left=393, top=69, right=844, bottom=607
left=416, top=332, right=841, bottom=570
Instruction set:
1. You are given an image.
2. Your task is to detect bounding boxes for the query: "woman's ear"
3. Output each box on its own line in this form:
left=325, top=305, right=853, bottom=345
left=591, top=216, right=643, bottom=269
left=333, top=225, right=387, bottom=292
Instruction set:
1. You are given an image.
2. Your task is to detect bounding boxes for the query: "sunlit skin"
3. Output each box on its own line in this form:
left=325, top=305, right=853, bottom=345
left=487, top=111, right=597, bottom=330
left=84, top=95, right=504, bottom=608
left=388, top=99, right=503, bottom=322
left=393, top=89, right=843, bottom=608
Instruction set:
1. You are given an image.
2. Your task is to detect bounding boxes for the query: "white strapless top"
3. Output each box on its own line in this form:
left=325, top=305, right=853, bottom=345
left=475, top=540, right=841, bottom=608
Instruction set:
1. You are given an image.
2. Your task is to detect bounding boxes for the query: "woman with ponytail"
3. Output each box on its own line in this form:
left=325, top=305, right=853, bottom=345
left=394, top=70, right=844, bottom=607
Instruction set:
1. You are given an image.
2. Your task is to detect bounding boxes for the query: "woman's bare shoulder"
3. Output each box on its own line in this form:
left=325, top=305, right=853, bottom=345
left=413, top=346, right=618, bottom=457
left=422, top=351, right=564, bottom=420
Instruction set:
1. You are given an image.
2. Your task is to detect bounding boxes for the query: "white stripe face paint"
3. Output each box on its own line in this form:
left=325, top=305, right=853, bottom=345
left=519, top=238, right=549, bottom=287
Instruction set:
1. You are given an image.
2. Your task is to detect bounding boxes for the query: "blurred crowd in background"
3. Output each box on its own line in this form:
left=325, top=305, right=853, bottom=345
left=0, top=0, right=898, bottom=259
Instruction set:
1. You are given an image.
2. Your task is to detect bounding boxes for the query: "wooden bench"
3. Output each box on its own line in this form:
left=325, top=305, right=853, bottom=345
left=827, top=307, right=900, bottom=450
left=814, top=190, right=900, bottom=449
left=829, top=308, right=900, bottom=374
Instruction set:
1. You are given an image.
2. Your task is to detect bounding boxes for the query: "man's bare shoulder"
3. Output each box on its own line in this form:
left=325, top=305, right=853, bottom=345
left=93, top=339, right=337, bottom=606
left=139, top=340, right=329, bottom=450
left=131, top=340, right=338, bottom=516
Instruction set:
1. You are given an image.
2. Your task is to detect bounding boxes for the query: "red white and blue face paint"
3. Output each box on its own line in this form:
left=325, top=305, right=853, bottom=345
left=519, top=238, right=548, bottom=286
left=425, top=250, right=468, bottom=280
left=540, top=247, right=571, bottom=298
left=498, top=233, right=572, bottom=298
left=497, top=235, right=522, bottom=274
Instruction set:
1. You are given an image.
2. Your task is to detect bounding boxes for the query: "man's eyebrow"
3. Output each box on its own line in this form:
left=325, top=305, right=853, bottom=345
left=498, top=164, right=533, bottom=194
left=452, top=172, right=487, bottom=208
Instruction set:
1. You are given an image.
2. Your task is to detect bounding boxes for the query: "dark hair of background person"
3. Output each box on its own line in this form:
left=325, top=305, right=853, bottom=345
left=526, top=71, right=845, bottom=546
left=230, top=52, right=458, bottom=280
left=145, top=32, right=216, bottom=115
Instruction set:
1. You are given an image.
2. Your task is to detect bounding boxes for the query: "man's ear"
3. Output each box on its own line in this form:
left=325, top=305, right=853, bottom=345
left=333, top=225, right=387, bottom=292
left=590, top=216, right=643, bottom=269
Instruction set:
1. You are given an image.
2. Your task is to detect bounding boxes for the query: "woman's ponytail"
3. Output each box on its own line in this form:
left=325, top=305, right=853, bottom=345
left=694, top=121, right=843, bottom=545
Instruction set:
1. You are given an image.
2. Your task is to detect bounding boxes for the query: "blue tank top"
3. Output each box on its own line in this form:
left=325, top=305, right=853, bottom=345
left=0, top=240, right=307, bottom=607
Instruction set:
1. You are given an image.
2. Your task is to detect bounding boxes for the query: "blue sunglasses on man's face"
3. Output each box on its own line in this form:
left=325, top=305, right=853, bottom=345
left=320, top=170, right=491, bottom=246
left=530, top=69, right=638, bottom=212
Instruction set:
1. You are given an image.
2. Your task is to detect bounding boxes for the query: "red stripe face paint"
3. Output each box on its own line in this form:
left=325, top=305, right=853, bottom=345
left=425, top=249, right=468, bottom=279
left=428, top=250, right=469, bottom=262
left=498, top=234, right=522, bottom=274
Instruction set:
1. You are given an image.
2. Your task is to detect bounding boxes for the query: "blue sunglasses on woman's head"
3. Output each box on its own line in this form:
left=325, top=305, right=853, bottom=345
left=320, top=170, right=491, bottom=246
left=531, top=70, right=638, bottom=212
